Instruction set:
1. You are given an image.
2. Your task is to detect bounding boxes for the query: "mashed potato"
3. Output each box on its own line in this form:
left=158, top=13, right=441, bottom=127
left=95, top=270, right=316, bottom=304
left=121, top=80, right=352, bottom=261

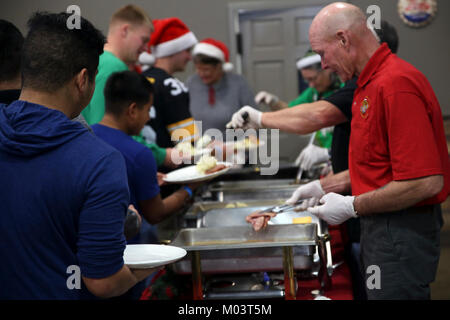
left=196, top=155, right=217, bottom=174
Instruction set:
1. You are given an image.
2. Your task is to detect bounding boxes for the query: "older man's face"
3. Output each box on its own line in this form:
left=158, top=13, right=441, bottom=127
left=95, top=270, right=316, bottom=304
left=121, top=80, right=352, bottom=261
left=309, top=32, right=354, bottom=82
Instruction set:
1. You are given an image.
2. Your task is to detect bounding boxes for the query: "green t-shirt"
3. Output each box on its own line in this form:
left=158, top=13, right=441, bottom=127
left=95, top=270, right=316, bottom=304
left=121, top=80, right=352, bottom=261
left=287, top=85, right=344, bottom=149
left=82, top=51, right=129, bottom=125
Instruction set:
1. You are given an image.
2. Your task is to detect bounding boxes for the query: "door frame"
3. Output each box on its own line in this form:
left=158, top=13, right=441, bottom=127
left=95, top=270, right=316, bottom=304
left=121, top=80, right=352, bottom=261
left=227, top=0, right=340, bottom=74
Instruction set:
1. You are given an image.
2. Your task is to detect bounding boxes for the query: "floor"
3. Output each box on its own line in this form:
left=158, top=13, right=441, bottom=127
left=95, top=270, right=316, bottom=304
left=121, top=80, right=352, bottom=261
left=430, top=117, right=450, bottom=299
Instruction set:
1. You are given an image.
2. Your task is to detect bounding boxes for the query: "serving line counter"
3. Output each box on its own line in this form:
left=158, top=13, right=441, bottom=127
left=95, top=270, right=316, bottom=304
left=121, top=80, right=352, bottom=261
left=157, top=167, right=353, bottom=300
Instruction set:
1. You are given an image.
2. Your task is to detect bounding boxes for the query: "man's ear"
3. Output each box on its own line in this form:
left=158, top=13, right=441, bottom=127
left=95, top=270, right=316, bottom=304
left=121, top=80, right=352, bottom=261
left=121, top=23, right=130, bottom=38
left=336, top=30, right=349, bottom=49
left=127, top=102, right=138, bottom=118
left=74, top=68, right=90, bottom=93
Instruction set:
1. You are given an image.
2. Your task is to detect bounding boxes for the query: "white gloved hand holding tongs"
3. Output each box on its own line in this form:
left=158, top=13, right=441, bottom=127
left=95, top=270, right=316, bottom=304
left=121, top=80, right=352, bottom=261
left=285, top=180, right=326, bottom=210
left=226, top=106, right=262, bottom=130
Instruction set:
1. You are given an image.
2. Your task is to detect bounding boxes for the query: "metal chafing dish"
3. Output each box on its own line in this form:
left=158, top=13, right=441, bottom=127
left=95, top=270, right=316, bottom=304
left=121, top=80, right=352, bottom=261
left=170, top=199, right=332, bottom=299
left=201, top=179, right=309, bottom=202
left=175, top=200, right=325, bottom=273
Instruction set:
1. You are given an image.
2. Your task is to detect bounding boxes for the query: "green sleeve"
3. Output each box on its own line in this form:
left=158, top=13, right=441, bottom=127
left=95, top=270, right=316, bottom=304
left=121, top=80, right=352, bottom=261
left=82, top=54, right=128, bottom=125
left=287, top=87, right=315, bottom=107
left=132, top=135, right=167, bottom=167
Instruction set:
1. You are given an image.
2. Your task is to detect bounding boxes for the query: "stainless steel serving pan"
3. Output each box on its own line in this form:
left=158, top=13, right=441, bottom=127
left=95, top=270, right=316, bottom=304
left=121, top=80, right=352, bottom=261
left=202, top=179, right=308, bottom=202
left=171, top=224, right=317, bottom=274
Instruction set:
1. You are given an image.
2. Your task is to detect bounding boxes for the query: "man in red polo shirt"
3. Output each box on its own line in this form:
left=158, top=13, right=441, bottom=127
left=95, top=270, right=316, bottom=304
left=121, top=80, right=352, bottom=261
left=304, top=2, right=449, bottom=299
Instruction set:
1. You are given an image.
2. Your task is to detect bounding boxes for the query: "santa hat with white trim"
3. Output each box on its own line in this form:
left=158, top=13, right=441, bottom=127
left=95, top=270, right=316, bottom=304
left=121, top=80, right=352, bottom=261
left=149, top=17, right=197, bottom=58
left=192, top=38, right=234, bottom=72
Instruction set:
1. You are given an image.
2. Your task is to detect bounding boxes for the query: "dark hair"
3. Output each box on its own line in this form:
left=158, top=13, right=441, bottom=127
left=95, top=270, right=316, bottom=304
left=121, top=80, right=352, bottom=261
left=0, top=20, right=24, bottom=82
left=104, top=71, right=154, bottom=116
left=375, top=20, right=399, bottom=54
left=193, top=53, right=221, bottom=66
left=21, top=12, right=105, bottom=92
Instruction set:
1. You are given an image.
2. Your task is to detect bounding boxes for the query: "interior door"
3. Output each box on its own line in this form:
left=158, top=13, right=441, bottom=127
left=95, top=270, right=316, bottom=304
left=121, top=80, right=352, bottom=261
left=237, top=3, right=327, bottom=163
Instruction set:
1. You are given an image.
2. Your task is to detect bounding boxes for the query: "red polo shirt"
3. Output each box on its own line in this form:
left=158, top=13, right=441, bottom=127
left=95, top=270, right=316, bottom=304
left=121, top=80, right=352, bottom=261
left=349, top=43, right=449, bottom=205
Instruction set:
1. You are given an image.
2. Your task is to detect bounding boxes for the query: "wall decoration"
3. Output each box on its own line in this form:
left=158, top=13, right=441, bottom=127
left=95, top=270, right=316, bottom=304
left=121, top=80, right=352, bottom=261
left=398, top=0, right=437, bottom=28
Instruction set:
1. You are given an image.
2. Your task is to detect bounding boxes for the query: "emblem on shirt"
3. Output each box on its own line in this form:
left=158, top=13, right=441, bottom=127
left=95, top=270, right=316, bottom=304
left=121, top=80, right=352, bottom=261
left=360, top=97, right=370, bottom=119
left=398, top=0, right=437, bottom=28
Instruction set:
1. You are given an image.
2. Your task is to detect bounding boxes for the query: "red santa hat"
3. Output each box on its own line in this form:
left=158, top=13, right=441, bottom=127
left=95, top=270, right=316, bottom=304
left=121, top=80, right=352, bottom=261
left=192, top=38, right=234, bottom=72
left=148, top=17, right=197, bottom=58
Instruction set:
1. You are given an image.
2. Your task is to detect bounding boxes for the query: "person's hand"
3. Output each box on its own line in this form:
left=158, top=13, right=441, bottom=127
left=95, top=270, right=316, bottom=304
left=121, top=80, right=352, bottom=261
left=124, top=205, right=142, bottom=240
left=130, top=267, right=163, bottom=283
left=245, top=211, right=277, bottom=231
left=307, top=193, right=357, bottom=225
left=285, top=180, right=325, bottom=205
left=295, top=144, right=330, bottom=171
left=227, top=106, right=262, bottom=129
left=293, top=197, right=321, bottom=211
left=255, top=91, right=279, bottom=108
left=157, top=172, right=167, bottom=186
left=166, top=148, right=193, bottom=167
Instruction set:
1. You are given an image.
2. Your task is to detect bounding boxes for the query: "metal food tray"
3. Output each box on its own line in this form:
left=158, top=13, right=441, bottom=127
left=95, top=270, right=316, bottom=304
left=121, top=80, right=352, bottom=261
left=171, top=224, right=317, bottom=274
left=203, top=180, right=306, bottom=202
left=208, top=179, right=302, bottom=191
left=172, top=224, right=317, bottom=250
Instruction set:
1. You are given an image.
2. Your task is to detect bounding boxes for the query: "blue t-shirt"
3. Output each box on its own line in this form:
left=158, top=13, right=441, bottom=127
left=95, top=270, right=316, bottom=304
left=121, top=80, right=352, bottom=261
left=0, top=101, right=130, bottom=299
left=92, top=124, right=160, bottom=244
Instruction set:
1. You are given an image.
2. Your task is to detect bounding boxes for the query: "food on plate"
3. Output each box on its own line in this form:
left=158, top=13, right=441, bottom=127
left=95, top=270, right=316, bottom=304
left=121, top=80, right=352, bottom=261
left=245, top=211, right=277, bottom=232
left=196, top=155, right=217, bottom=174
left=205, top=163, right=226, bottom=174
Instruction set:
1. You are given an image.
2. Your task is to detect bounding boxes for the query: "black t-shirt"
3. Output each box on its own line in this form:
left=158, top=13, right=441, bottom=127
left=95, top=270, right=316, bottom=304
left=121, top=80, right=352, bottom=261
left=325, top=77, right=359, bottom=243
left=142, top=67, right=194, bottom=148
left=324, top=77, right=357, bottom=174
left=0, top=89, right=21, bottom=105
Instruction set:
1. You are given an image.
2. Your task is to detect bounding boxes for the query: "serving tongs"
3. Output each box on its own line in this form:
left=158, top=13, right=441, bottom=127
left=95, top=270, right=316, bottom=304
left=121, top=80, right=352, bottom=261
left=258, top=200, right=305, bottom=215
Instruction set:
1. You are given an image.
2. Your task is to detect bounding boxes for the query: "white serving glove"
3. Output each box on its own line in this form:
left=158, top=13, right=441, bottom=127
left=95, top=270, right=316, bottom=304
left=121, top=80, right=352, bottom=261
left=227, top=106, right=262, bottom=129
left=307, top=192, right=357, bottom=225
left=285, top=179, right=325, bottom=206
left=295, top=144, right=330, bottom=171
left=255, top=91, right=279, bottom=108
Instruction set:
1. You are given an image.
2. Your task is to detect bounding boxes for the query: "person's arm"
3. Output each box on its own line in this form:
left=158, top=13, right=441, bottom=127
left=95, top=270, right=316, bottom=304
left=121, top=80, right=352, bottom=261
left=271, top=100, right=289, bottom=110
left=82, top=265, right=157, bottom=299
left=320, top=169, right=352, bottom=194
left=78, top=151, right=152, bottom=298
left=261, top=100, right=347, bottom=134
left=354, top=175, right=443, bottom=216
left=138, top=185, right=197, bottom=224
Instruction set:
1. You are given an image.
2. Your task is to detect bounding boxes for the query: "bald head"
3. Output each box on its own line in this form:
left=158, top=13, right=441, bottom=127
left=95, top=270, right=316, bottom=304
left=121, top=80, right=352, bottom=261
left=310, top=2, right=368, bottom=42
left=308, top=2, right=380, bottom=81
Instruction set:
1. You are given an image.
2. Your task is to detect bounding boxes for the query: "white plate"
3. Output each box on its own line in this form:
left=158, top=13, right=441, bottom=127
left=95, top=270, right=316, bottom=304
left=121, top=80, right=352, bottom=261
left=123, top=244, right=187, bottom=269
left=163, top=162, right=232, bottom=184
